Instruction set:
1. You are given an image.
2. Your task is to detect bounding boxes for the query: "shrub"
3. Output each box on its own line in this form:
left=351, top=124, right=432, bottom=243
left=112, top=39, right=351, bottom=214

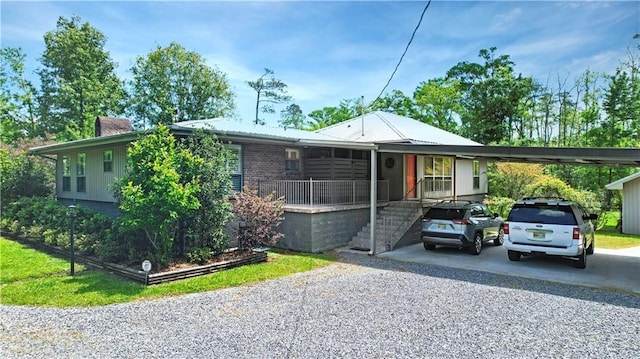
left=186, top=247, right=213, bottom=264
left=484, top=196, right=516, bottom=218
left=232, top=187, right=285, bottom=250
left=0, top=144, right=54, bottom=206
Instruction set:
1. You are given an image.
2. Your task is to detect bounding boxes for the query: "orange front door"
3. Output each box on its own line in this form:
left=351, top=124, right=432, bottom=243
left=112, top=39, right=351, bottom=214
left=406, top=154, right=416, bottom=198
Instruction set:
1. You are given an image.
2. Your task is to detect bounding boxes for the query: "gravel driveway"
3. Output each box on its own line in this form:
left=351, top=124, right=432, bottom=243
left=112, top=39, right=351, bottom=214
left=2, top=253, right=639, bottom=358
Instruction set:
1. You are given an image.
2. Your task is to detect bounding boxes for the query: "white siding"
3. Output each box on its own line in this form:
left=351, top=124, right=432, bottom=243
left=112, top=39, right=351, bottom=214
left=622, top=177, right=640, bottom=235
left=455, top=159, right=487, bottom=197
left=56, top=144, right=128, bottom=203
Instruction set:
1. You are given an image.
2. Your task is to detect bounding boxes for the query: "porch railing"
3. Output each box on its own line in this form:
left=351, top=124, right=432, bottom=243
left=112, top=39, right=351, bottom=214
left=259, top=179, right=390, bottom=206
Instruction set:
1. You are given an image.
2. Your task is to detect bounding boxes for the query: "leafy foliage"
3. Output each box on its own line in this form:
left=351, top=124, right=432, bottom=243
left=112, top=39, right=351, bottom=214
left=0, top=197, right=114, bottom=256
left=177, top=130, right=235, bottom=259
left=0, top=142, right=54, bottom=205
left=116, top=124, right=201, bottom=265
left=487, top=162, right=544, bottom=199
left=1, top=47, right=39, bottom=143
left=246, top=68, right=291, bottom=125
left=280, top=103, right=306, bottom=129
left=128, top=42, right=235, bottom=128
left=38, top=15, right=125, bottom=141
left=232, top=187, right=285, bottom=250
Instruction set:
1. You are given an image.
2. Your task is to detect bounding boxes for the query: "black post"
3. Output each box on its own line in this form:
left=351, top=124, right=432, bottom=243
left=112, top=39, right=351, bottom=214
left=69, top=205, right=76, bottom=276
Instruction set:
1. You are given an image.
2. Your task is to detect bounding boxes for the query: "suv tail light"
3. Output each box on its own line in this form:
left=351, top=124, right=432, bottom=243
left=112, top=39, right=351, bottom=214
left=452, top=219, right=470, bottom=225
left=572, top=227, right=580, bottom=240
left=503, top=222, right=509, bottom=234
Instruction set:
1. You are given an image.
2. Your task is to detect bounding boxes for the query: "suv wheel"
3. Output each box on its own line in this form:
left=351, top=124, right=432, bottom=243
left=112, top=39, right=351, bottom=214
left=573, top=246, right=587, bottom=269
left=507, top=250, right=521, bottom=261
left=469, top=233, right=482, bottom=255
left=423, top=243, right=436, bottom=251
left=494, top=227, right=504, bottom=246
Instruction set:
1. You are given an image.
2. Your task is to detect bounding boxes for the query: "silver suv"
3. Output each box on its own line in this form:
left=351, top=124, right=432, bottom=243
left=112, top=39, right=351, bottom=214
left=421, top=200, right=504, bottom=255
left=504, top=197, right=597, bottom=269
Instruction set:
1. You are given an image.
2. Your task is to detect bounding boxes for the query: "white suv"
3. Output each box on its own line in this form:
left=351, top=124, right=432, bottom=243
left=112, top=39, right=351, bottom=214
left=504, top=197, right=597, bottom=269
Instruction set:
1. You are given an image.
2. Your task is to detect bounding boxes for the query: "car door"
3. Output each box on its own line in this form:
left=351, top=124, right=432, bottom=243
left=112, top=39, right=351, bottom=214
left=470, top=205, right=493, bottom=239
left=480, top=205, right=499, bottom=239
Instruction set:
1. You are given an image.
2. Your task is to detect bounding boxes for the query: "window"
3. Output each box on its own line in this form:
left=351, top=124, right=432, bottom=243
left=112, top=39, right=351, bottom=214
left=285, top=148, right=300, bottom=171
left=77, top=153, right=86, bottom=193
left=227, top=145, right=242, bottom=191
left=62, top=155, right=71, bottom=191
left=103, top=150, right=113, bottom=172
left=423, top=156, right=453, bottom=193
left=473, top=160, right=480, bottom=189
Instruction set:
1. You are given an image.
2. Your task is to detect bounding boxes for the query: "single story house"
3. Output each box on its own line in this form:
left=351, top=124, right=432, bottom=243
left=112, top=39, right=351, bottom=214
left=606, top=172, right=640, bottom=235
left=29, top=111, right=489, bottom=254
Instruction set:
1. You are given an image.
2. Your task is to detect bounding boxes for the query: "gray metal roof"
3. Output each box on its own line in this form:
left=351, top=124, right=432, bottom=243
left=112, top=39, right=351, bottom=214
left=170, top=118, right=376, bottom=150
left=378, top=143, right=640, bottom=167
left=606, top=171, right=640, bottom=190
left=316, top=111, right=483, bottom=146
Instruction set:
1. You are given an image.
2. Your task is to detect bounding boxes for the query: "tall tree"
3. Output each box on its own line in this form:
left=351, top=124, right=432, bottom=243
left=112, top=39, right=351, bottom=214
left=370, top=90, right=419, bottom=119
left=306, top=98, right=361, bottom=130
left=446, top=47, right=534, bottom=144
left=412, top=78, right=462, bottom=133
left=38, top=16, right=124, bottom=141
left=246, top=68, right=291, bottom=125
left=1, top=47, right=39, bottom=143
left=128, top=42, right=235, bottom=128
left=279, top=103, right=306, bottom=129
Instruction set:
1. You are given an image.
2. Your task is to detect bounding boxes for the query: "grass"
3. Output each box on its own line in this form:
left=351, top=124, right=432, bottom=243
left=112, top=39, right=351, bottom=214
left=595, top=211, right=640, bottom=249
left=0, top=237, right=336, bottom=307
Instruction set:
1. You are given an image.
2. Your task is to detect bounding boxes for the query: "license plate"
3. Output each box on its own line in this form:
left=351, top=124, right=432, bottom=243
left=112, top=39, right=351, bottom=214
left=437, top=224, right=447, bottom=230
left=532, top=231, right=545, bottom=239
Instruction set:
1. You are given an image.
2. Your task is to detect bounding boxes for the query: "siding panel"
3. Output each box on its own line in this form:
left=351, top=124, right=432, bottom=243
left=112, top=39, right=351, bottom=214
left=623, top=177, right=640, bottom=235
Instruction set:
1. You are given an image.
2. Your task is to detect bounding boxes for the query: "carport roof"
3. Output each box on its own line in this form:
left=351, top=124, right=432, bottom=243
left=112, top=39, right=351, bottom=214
left=378, top=143, right=640, bottom=167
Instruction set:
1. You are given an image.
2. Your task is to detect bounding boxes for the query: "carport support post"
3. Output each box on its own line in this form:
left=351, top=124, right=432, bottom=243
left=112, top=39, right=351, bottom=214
left=369, top=148, right=377, bottom=255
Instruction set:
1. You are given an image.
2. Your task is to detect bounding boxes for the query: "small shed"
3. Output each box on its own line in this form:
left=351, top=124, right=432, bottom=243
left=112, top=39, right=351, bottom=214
left=605, top=172, right=640, bottom=235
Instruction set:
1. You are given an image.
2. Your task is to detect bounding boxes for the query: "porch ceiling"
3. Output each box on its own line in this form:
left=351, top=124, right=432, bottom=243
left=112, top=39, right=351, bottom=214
left=377, top=144, right=640, bottom=167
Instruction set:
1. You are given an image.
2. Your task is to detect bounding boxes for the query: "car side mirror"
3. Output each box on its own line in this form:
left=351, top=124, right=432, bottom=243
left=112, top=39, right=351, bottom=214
left=583, top=214, right=598, bottom=221
left=493, top=213, right=500, bottom=218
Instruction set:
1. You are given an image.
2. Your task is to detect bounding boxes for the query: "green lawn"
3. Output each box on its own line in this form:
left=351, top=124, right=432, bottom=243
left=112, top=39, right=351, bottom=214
left=0, top=237, right=335, bottom=307
left=595, top=211, right=640, bottom=249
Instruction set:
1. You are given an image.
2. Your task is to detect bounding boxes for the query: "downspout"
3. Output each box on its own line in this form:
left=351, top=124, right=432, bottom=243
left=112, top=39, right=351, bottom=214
left=369, top=147, right=377, bottom=256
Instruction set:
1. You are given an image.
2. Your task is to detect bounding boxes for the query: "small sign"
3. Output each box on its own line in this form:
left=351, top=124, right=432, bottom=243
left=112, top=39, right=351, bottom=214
left=142, top=260, right=152, bottom=273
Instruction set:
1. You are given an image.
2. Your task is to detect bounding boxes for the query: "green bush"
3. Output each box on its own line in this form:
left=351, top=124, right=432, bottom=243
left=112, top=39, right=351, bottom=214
left=0, top=146, right=54, bottom=206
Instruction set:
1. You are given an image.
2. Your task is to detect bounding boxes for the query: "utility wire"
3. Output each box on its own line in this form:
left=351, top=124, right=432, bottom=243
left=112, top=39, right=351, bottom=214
left=373, top=0, right=432, bottom=104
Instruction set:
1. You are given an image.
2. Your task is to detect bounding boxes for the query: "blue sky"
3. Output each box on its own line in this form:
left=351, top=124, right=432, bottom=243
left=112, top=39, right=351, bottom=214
left=2, top=1, right=639, bottom=126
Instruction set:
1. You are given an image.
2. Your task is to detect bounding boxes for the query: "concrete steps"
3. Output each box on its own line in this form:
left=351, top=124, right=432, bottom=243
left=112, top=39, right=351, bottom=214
left=349, top=201, right=423, bottom=253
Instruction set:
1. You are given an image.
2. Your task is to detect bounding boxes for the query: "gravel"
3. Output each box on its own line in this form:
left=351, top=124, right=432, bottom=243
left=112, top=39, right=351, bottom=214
left=2, top=252, right=639, bottom=358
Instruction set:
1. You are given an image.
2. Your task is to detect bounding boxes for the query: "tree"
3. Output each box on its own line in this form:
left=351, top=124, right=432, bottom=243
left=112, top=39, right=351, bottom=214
left=38, top=15, right=125, bottom=141
left=279, top=103, right=306, bottom=129
left=306, top=98, right=361, bottom=130
left=1, top=47, right=39, bottom=143
left=0, top=141, right=54, bottom=205
left=412, top=78, right=462, bottom=132
left=128, top=42, right=235, bottom=128
left=446, top=47, right=534, bottom=144
left=232, top=187, right=284, bottom=251
left=370, top=90, right=419, bottom=119
left=116, top=124, right=201, bottom=266
left=246, top=68, right=291, bottom=125
left=178, top=130, right=235, bottom=259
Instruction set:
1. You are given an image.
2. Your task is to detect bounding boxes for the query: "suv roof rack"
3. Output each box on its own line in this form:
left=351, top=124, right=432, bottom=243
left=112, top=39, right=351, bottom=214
left=437, top=200, right=481, bottom=205
left=520, top=196, right=568, bottom=202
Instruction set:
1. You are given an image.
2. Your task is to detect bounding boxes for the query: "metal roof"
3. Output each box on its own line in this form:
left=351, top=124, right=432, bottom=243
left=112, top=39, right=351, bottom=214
left=378, top=143, right=640, bottom=167
left=605, top=172, right=640, bottom=190
left=170, top=118, right=377, bottom=150
left=316, top=111, right=483, bottom=146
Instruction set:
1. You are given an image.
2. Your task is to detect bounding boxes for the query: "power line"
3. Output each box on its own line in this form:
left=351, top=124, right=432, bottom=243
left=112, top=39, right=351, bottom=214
left=373, top=0, right=432, bottom=104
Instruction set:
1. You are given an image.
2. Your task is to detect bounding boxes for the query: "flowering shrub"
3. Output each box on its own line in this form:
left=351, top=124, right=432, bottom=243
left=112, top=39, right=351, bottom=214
left=232, top=187, right=285, bottom=250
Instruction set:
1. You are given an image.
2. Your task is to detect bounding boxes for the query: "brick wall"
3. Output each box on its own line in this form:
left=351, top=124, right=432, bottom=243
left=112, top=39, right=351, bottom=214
left=242, top=142, right=304, bottom=189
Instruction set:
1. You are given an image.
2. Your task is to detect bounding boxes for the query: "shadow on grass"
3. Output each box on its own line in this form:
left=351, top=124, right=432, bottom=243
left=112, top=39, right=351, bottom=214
left=335, top=250, right=640, bottom=310
left=64, top=270, right=146, bottom=297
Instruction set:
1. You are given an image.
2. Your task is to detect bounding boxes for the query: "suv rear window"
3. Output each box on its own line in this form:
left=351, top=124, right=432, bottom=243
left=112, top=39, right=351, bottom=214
left=424, top=207, right=465, bottom=220
left=507, top=204, right=577, bottom=225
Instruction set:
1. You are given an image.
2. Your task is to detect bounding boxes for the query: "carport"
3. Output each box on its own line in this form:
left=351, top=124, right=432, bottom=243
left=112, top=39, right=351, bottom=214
left=373, top=144, right=640, bottom=293
left=378, top=144, right=640, bottom=167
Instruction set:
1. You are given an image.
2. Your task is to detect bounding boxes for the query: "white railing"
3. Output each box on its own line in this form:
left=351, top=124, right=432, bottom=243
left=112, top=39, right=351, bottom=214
left=259, top=179, right=390, bottom=206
